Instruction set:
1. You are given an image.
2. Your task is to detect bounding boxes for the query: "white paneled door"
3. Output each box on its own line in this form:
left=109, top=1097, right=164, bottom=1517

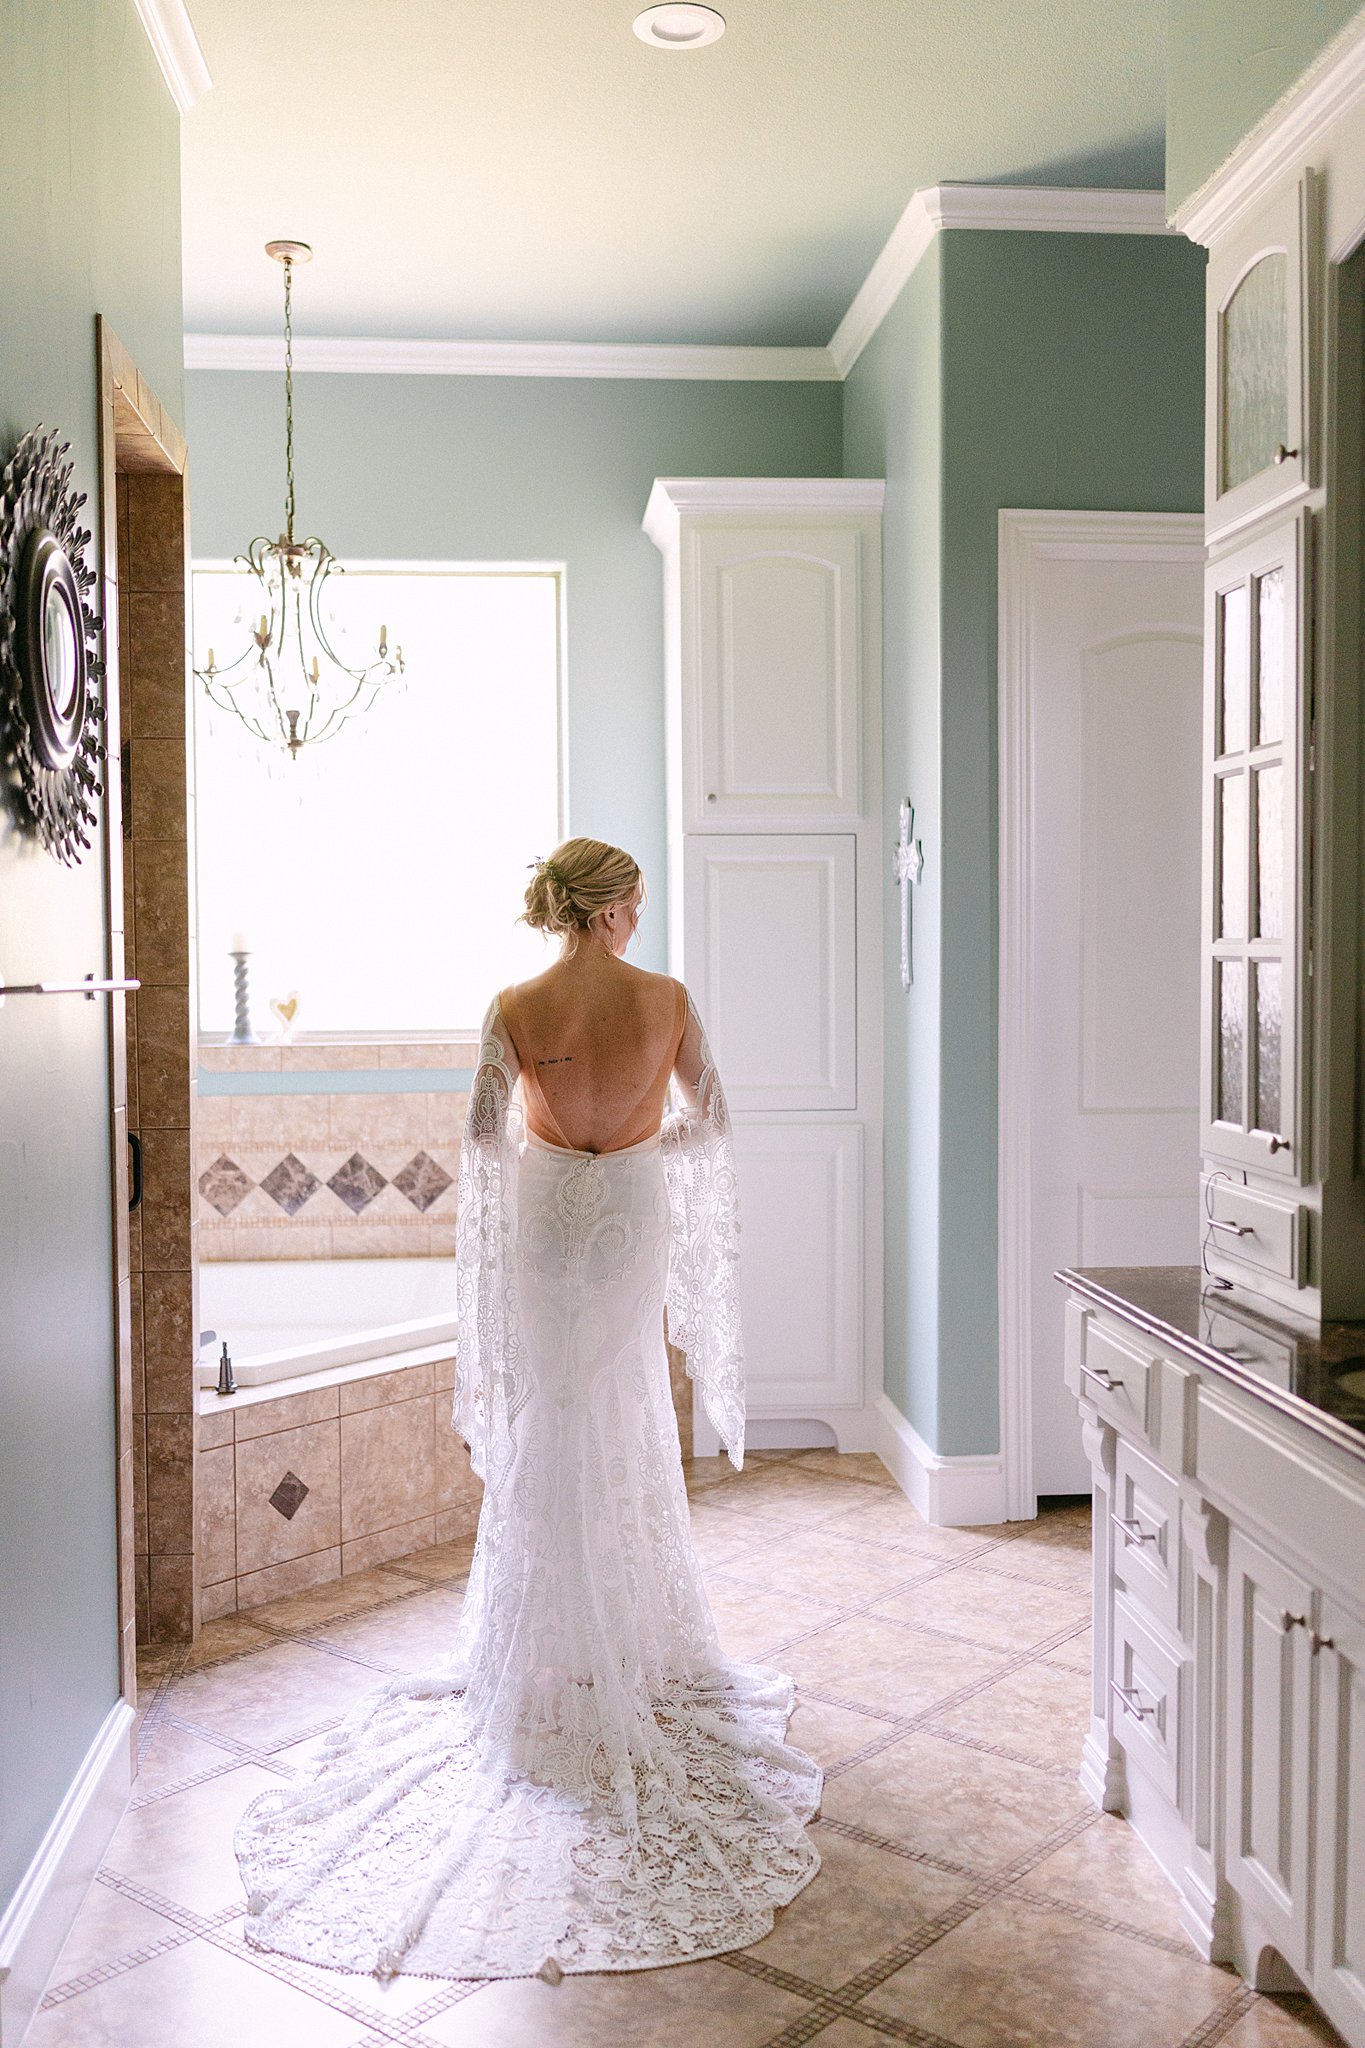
left=999, top=512, right=1205, bottom=1507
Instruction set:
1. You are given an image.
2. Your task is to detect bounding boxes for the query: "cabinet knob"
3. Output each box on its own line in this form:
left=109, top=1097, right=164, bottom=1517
left=1312, top=1633, right=1336, bottom=1656
left=706, top=792, right=717, bottom=804
left=1280, top=1610, right=1308, bottom=1633
left=1273, top=444, right=1300, bottom=465
left=1266, top=1135, right=1291, bottom=1155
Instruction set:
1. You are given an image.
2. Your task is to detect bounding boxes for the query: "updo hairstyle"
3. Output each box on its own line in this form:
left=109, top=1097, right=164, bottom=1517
left=522, top=838, right=642, bottom=945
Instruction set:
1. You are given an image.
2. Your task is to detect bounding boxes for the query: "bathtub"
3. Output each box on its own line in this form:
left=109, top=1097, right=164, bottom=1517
left=197, top=1257, right=457, bottom=1389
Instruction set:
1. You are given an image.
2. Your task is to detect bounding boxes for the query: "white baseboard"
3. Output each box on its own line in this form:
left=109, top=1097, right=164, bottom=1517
left=0, top=1698, right=135, bottom=2047
left=872, top=1392, right=1010, bottom=1526
left=692, top=1402, right=881, bottom=1460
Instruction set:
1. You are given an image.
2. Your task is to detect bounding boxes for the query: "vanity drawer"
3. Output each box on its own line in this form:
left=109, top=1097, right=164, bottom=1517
left=1068, top=1309, right=1157, bottom=1447
left=1112, top=1440, right=1179, bottom=1633
left=1111, top=1590, right=1184, bottom=1806
left=1201, top=1175, right=1306, bottom=1284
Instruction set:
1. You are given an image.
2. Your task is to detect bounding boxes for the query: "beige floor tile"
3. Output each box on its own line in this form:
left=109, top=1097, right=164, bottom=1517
left=923, top=1658, right=1091, bottom=1772
left=873, top=1564, right=1088, bottom=1653
left=806, top=2025, right=889, bottom=2048
left=1221, top=1994, right=1350, bottom=2045
left=384, top=1538, right=477, bottom=1584
left=683, top=1456, right=739, bottom=1496
left=981, top=1532, right=1093, bottom=1593
left=748, top=1823, right=967, bottom=1987
left=1041, top=1626, right=1093, bottom=1675
left=1015, top=1811, right=1191, bottom=1946
left=419, top=1957, right=811, bottom=2047
left=819, top=1492, right=1006, bottom=1560
left=787, top=1695, right=898, bottom=1766
left=214, top=1928, right=440, bottom=2018
left=783, top=1450, right=899, bottom=1488
left=168, top=1638, right=385, bottom=1747
left=863, top=1890, right=1230, bottom=2048
left=688, top=1508, right=768, bottom=1570
left=26, top=1935, right=360, bottom=2048
left=134, top=1720, right=241, bottom=1800
left=704, top=1578, right=844, bottom=1660
left=821, top=1731, right=1088, bottom=1871
left=718, top=1523, right=940, bottom=1608
left=715, top=1470, right=881, bottom=1526
left=183, top=1615, right=276, bottom=1669
left=47, top=1880, right=182, bottom=1987
left=317, top=1583, right=467, bottom=1667
left=781, top=1614, right=1011, bottom=1717
left=248, top=1564, right=419, bottom=1631
left=101, top=1763, right=284, bottom=1913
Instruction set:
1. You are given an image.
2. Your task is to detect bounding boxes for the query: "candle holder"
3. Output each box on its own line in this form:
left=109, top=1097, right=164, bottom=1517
left=229, top=948, right=259, bottom=1043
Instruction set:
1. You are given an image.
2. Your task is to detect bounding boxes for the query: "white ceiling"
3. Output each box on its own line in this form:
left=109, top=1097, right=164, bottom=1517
left=180, top=0, right=1167, bottom=347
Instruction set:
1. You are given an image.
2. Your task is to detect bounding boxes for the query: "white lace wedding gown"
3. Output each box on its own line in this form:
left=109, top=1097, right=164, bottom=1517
left=234, top=990, right=822, bottom=1980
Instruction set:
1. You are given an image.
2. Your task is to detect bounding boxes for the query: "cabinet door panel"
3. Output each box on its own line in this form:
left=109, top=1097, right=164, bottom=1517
left=730, top=1120, right=863, bottom=1408
left=696, top=525, right=862, bottom=822
left=1226, top=1528, right=1314, bottom=1973
left=685, top=835, right=856, bottom=1111
left=1313, top=1597, right=1365, bottom=2041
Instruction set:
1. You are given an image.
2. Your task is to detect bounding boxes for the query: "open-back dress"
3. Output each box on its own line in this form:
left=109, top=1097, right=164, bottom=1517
left=233, top=981, right=821, bottom=1981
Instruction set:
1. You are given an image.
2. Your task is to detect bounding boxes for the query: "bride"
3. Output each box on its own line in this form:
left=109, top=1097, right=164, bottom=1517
left=235, top=837, right=822, bottom=1982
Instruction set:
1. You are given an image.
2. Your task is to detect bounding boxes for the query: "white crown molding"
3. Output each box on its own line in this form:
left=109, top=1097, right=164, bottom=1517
left=828, top=183, right=1171, bottom=377
left=131, top=0, right=212, bottom=113
left=1174, top=8, right=1365, bottom=247
left=184, top=333, right=840, bottom=381
left=642, top=475, right=886, bottom=547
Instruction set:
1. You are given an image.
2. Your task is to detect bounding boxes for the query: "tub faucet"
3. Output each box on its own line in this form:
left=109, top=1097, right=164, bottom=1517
left=216, top=1342, right=237, bottom=1397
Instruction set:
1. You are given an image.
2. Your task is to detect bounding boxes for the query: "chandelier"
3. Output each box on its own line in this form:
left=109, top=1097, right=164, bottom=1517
left=195, top=241, right=402, bottom=759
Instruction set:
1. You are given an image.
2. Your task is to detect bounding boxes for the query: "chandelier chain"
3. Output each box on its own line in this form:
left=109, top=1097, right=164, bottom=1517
left=283, top=256, right=296, bottom=545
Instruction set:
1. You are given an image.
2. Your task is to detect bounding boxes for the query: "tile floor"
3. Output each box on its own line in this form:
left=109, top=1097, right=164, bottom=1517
left=30, top=1451, right=1346, bottom=2048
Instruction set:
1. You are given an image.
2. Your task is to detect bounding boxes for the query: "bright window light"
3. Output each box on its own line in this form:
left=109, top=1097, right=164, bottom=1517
left=192, top=565, right=564, bottom=1035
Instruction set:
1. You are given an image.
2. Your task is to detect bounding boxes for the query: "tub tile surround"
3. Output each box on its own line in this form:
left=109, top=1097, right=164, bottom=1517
left=197, top=1039, right=472, bottom=1259
left=36, top=1457, right=1345, bottom=2048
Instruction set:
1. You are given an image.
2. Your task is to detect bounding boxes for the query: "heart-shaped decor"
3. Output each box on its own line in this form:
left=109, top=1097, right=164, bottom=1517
left=270, top=991, right=299, bottom=1039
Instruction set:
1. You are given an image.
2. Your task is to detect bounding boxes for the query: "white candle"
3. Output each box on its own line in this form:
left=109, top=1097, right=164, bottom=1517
left=230, top=929, right=249, bottom=954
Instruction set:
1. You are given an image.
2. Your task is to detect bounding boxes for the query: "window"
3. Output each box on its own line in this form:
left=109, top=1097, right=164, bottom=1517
left=192, top=565, right=563, bottom=1034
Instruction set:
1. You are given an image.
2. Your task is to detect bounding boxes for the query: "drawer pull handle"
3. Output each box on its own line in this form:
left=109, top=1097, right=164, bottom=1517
left=1280, top=1611, right=1308, bottom=1633
left=1205, top=1218, right=1252, bottom=1237
left=1080, top=1363, right=1125, bottom=1393
left=1111, top=1514, right=1157, bottom=1546
left=1312, top=1633, right=1336, bottom=1656
left=1110, top=1680, right=1158, bottom=1721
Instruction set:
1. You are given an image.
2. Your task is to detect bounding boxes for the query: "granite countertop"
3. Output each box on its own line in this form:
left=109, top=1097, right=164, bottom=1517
left=1057, top=1265, right=1365, bottom=1464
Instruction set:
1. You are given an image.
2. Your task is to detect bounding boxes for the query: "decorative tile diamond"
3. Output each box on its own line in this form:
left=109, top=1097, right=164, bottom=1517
left=392, top=1150, right=454, bottom=1214
left=327, top=1152, right=388, bottom=1214
left=260, top=1153, right=322, bottom=1217
left=198, top=1155, right=254, bottom=1218
left=268, top=1471, right=309, bottom=1520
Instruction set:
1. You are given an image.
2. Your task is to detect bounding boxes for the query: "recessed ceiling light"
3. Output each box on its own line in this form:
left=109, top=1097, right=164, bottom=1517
left=632, top=4, right=726, bottom=50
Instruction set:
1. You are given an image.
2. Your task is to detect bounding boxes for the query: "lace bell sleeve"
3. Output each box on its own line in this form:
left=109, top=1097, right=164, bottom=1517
left=661, top=989, right=746, bottom=1471
left=452, top=997, right=522, bottom=1482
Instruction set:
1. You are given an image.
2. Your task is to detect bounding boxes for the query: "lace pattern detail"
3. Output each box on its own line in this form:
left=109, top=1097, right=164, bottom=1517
left=235, top=990, right=819, bottom=1982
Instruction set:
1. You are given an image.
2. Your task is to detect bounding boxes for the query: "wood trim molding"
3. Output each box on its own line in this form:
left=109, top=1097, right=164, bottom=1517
left=642, top=475, right=885, bottom=548
left=1174, top=9, right=1365, bottom=248
left=995, top=509, right=1206, bottom=1521
left=829, top=183, right=1171, bottom=376
left=184, top=333, right=841, bottom=382
left=130, top=0, right=212, bottom=113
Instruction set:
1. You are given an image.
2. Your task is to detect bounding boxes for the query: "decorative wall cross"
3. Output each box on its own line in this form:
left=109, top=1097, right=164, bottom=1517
left=893, top=800, right=924, bottom=990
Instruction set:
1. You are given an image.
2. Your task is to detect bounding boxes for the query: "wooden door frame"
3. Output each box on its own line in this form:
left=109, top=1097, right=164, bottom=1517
left=95, top=319, right=194, bottom=1693
left=996, top=509, right=1206, bottom=1521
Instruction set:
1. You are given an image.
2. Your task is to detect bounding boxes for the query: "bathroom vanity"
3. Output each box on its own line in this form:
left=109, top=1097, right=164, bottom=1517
left=1059, top=1265, right=1365, bottom=2043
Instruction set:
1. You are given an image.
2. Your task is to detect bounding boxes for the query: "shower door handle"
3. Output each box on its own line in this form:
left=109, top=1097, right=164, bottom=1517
left=128, top=1132, right=143, bottom=1213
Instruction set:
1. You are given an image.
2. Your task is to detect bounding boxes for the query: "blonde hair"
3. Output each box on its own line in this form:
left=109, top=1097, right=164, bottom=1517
left=522, top=837, right=642, bottom=944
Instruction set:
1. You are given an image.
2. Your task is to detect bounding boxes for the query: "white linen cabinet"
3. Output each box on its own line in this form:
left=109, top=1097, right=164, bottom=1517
left=644, top=479, right=885, bottom=1450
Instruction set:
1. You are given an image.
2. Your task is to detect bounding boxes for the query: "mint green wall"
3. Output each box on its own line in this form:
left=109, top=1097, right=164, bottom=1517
left=1167, top=0, right=1364, bottom=210
left=842, top=245, right=944, bottom=1443
left=0, top=1, right=182, bottom=1909
left=843, top=229, right=1205, bottom=1459
left=183, top=373, right=843, bottom=971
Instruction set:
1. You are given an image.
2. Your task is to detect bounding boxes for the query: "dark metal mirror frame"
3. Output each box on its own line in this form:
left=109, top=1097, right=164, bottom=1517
left=0, top=425, right=105, bottom=864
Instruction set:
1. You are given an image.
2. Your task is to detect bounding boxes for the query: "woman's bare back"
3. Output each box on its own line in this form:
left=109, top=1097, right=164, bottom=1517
left=499, top=957, right=685, bottom=1155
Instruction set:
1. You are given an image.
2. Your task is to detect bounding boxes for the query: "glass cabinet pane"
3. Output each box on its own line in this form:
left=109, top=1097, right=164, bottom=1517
left=1219, top=584, right=1249, bottom=755
left=1221, top=253, right=1289, bottom=492
left=1218, top=960, right=1245, bottom=1124
left=1255, top=961, right=1282, bottom=1133
left=1219, top=773, right=1247, bottom=939
left=1255, top=765, right=1283, bottom=939
left=1255, top=568, right=1285, bottom=745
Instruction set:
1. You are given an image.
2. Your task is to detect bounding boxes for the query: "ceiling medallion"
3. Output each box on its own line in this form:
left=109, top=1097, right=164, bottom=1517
left=194, top=241, right=403, bottom=760
left=632, top=5, right=726, bottom=49
left=0, top=426, right=105, bottom=864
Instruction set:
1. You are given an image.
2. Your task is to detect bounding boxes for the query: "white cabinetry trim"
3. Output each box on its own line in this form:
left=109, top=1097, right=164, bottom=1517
left=872, top=1392, right=1007, bottom=1527
left=0, top=1699, right=135, bottom=2045
left=997, top=510, right=1207, bottom=1520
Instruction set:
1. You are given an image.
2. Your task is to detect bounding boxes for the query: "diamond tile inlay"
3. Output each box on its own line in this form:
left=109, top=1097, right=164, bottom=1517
left=259, top=1153, right=322, bottom=1217
left=392, top=1149, right=454, bottom=1213
left=268, top=1471, right=310, bottom=1519
left=197, top=1155, right=254, bottom=1218
left=327, top=1152, right=388, bottom=1214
